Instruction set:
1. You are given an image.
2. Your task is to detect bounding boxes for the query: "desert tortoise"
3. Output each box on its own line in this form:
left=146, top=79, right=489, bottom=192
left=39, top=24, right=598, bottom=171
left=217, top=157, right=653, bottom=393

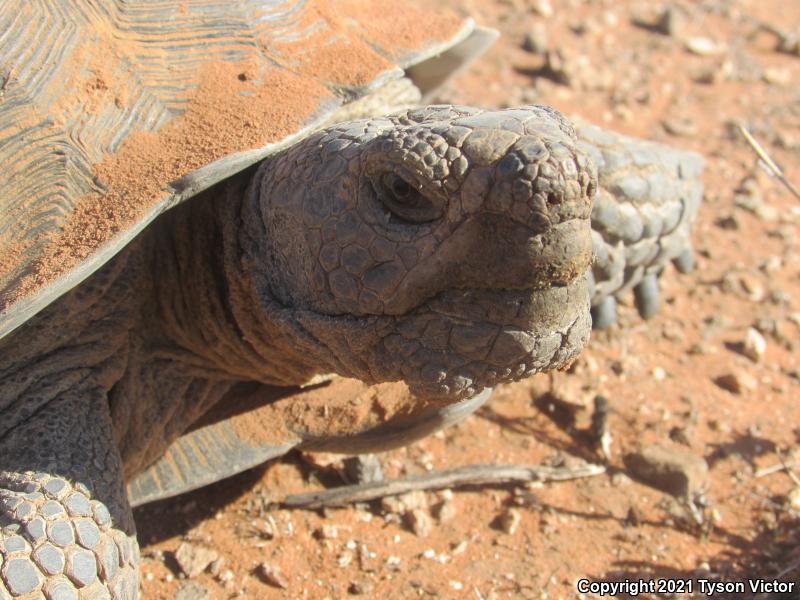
left=0, top=2, right=703, bottom=598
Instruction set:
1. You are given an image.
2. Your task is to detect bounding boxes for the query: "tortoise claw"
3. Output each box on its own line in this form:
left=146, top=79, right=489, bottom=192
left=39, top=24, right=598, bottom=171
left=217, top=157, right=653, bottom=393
left=633, top=273, right=660, bottom=320
left=672, top=246, right=695, bottom=274
left=591, top=295, right=617, bottom=329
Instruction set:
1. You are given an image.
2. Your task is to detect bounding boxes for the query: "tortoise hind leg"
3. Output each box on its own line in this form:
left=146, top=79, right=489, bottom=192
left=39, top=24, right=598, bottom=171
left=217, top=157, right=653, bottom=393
left=0, top=387, right=138, bottom=599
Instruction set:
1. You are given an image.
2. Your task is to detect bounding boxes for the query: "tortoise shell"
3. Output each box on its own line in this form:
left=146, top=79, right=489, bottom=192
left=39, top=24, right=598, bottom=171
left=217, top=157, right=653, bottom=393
left=0, top=0, right=495, bottom=339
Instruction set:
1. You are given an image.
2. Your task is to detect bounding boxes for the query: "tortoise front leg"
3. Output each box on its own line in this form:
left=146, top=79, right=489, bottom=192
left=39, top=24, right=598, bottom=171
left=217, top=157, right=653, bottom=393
left=0, top=387, right=138, bottom=599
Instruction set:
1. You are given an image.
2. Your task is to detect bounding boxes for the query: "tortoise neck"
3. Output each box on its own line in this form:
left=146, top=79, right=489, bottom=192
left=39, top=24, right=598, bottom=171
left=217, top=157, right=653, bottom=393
left=150, top=168, right=328, bottom=386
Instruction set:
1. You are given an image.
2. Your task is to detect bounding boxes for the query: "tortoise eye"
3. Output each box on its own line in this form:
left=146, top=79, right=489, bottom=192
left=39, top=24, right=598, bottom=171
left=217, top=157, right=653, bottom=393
left=383, top=173, right=412, bottom=199
left=376, top=173, right=443, bottom=223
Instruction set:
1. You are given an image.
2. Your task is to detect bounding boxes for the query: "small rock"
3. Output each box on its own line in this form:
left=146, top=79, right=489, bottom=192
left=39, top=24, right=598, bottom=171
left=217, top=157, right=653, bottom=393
left=343, top=455, right=384, bottom=484
left=435, top=500, right=457, bottom=523
left=777, top=33, right=800, bottom=56
left=348, top=580, right=375, bottom=595
left=313, top=524, right=338, bottom=540
left=382, top=490, right=427, bottom=514
left=217, top=569, right=234, bottom=583
left=625, top=506, right=643, bottom=527
left=174, top=542, right=219, bottom=578
left=654, top=6, right=683, bottom=37
left=530, top=0, right=553, bottom=18
left=742, top=327, right=767, bottom=362
left=174, top=581, right=211, bottom=600
left=740, top=275, right=766, bottom=302
left=669, top=426, right=692, bottom=446
left=337, top=551, right=353, bottom=568
left=759, top=256, right=782, bottom=272
left=208, top=557, right=225, bottom=577
left=662, top=116, right=697, bottom=137
left=685, top=37, right=726, bottom=56
left=715, top=215, right=740, bottom=230
left=633, top=6, right=683, bottom=37
left=734, top=178, right=778, bottom=220
left=690, top=64, right=724, bottom=84
left=256, top=562, right=288, bottom=589
left=787, top=487, right=800, bottom=510
left=715, top=372, right=758, bottom=394
left=624, top=444, right=708, bottom=499
left=404, top=509, right=433, bottom=538
left=299, top=451, right=343, bottom=470
left=541, top=49, right=576, bottom=86
left=498, top=509, right=521, bottom=534
left=764, top=67, right=792, bottom=86
left=522, top=24, right=548, bottom=54
left=450, top=580, right=465, bottom=591
left=688, top=342, right=717, bottom=355
left=611, top=472, right=631, bottom=487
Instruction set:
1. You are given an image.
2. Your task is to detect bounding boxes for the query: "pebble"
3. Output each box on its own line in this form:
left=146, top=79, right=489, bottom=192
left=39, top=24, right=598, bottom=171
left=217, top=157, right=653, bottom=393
left=173, top=542, right=219, bottom=578
left=740, top=275, right=766, bottom=302
left=499, top=509, right=521, bottom=534
left=715, top=371, right=758, bottom=394
left=690, top=64, right=725, bottom=84
left=404, top=509, right=433, bottom=538
left=522, top=24, right=548, bottom=54
left=218, top=569, right=234, bottom=583
left=778, top=34, right=800, bottom=56
left=632, top=6, right=683, bottom=37
left=541, top=49, right=575, bottom=86
left=348, top=581, right=375, bottom=595
left=256, top=562, right=288, bottom=589
left=611, top=472, right=632, bottom=487
left=662, top=116, right=697, bottom=137
left=654, top=6, right=683, bottom=37
left=787, top=487, right=800, bottom=510
left=174, top=581, right=211, bottom=600
left=715, top=215, right=740, bottom=230
left=688, top=342, right=717, bottom=355
left=734, top=178, right=778, bottom=220
left=382, top=490, right=428, bottom=514
left=685, top=37, right=726, bottom=56
left=208, top=557, right=225, bottom=577
left=763, top=67, right=792, bottom=86
left=530, top=0, right=553, bottom=18
left=314, top=524, right=338, bottom=540
left=742, top=328, right=767, bottom=362
left=624, top=444, right=708, bottom=499
left=343, top=455, right=384, bottom=484
left=435, top=500, right=457, bottom=523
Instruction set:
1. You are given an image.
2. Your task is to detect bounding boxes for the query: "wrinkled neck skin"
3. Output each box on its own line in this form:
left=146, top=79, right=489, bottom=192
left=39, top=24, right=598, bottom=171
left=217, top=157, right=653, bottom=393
left=155, top=105, right=597, bottom=404
left=150, top=173, right=335, bottom=388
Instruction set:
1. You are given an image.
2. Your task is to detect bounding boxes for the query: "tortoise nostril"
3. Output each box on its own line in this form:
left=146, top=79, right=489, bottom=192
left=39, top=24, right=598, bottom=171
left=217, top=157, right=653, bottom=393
left=546, top=192, right=560, bottom=205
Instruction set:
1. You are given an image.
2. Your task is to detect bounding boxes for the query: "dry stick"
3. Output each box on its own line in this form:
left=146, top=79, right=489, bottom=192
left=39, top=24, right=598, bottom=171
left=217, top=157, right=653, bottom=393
left=282, top=462, right=606, bottom=509
left=737, top=122, right=800, bottom=201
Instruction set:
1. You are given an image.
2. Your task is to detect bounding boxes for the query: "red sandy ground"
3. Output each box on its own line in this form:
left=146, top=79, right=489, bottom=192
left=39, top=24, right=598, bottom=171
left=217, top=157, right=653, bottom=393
left=134, top=1, right=800, bottom=598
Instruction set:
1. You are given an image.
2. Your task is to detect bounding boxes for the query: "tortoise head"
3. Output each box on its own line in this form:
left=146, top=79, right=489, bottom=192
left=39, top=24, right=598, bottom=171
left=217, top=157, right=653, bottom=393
left=241, top=105, right=596, bottom=401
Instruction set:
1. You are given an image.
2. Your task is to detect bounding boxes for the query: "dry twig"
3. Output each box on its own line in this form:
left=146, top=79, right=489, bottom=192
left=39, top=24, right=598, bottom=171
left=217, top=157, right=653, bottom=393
left=282, top=462, right=606, bottom=509
left=737, top=122, right=800, bottom=201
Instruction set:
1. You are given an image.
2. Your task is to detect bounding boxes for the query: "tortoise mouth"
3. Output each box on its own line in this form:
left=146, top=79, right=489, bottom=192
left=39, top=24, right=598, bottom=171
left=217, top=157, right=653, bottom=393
left=379, top=276, right=591, bottom=400
left=287, top=274, right=591, bottom=403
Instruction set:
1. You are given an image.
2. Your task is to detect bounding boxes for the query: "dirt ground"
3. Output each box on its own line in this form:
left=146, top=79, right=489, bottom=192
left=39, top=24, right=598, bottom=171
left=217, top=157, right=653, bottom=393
left=134, top=1, right=800, bottom=598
